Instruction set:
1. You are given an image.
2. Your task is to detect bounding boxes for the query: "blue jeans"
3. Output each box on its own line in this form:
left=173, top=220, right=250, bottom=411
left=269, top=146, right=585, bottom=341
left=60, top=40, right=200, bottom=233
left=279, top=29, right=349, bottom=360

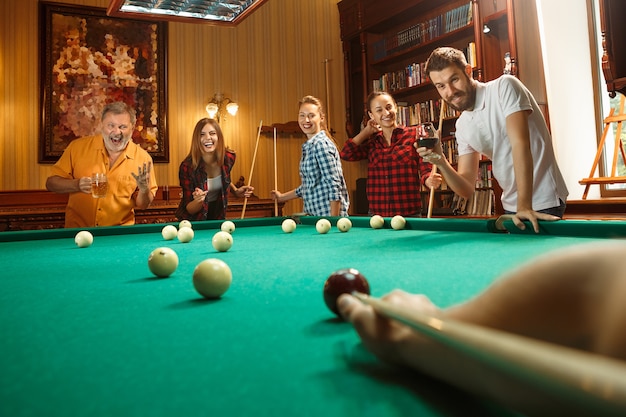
left=504, top=199, right=566, bottom=218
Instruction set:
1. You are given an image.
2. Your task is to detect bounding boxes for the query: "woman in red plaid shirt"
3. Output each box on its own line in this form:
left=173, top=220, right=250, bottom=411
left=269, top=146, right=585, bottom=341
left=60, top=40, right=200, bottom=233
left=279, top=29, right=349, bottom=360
left=340, top=91, right=442, bottom=217
left=176, top=118, right=254, bottom=221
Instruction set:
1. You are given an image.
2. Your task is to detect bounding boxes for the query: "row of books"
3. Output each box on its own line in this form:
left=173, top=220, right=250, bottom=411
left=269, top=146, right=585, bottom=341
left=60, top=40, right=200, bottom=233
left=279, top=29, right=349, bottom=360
left=371, top=42, right=477, bottom=94
left=475, top=160, right=493, bottom=189
left=450, top=189, right=495, bottom=216
left=371, top=1, right=473, bottom=61
left=441, top=135, right=459, bottom=166
left=396, top=99, right=455, bottom=127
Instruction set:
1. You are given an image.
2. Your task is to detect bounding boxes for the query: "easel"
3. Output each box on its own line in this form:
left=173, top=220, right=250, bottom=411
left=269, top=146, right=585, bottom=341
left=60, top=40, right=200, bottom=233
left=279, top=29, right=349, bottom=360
left=579, top=94, right=626, bottom=199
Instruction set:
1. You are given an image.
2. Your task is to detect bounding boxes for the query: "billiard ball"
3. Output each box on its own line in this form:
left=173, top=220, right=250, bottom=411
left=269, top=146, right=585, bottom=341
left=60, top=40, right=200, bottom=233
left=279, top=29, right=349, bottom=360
left=369, top=215, right=385, bottom=229
left=74, top=230, right=93, bottom=248
left=336, top=217, right=352, bottom=232
left=179, top=219, right=192, bottom=229
left=148, top=247, right=179, bottom=278
left=212, top=231, right=233, bottom=252
left=282, top=218, right=297, bottom=233
left=323, top=268, right=370, bottom=316
left=177, top=227, right=195, bottom=243
left=316, top=218, right=332, bottom=234
left=390, top=215, right=406, bottom=230
left=161, top=224, right=178, bottom=240
left=193, top=258, right=232, bottom=298
left=221, top=220, right=236, bottom=234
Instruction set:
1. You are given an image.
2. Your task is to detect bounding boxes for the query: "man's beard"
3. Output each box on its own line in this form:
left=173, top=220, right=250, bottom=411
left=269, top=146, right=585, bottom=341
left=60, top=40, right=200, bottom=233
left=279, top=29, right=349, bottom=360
left=104, top=134, right=129, bottom=153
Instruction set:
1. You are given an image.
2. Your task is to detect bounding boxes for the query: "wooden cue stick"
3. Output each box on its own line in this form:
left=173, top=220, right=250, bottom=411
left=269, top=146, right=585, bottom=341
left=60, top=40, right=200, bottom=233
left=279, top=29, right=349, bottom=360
left=352, top=292, right=626, bottom=415
left=273, top=127, right=278, bottom=216
left=241, top=120, right=263, bottom=219
left=427, top=101, right=447, bottom=218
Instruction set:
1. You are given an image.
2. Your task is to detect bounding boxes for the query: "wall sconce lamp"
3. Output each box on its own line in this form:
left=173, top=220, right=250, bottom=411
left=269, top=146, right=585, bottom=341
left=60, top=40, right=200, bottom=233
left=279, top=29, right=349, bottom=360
left=483, top=24, right=491, bottom=34
left=205, top=93, right=238, bottom=122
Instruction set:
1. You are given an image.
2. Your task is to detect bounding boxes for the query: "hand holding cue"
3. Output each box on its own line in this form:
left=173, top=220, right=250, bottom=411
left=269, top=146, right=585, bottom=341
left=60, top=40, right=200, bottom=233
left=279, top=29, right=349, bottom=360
left=241, top=120, right=263, bottom=219
left=352, top=292, right=626, bottom=416
left=273, top=127, right=278, bottom=217
left=427, top=101, right=447, bottom=218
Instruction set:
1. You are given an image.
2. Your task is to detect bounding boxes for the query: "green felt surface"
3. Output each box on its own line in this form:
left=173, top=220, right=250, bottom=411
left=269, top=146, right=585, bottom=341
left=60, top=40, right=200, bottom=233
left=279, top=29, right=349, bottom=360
left=0, top=217, right=622, bottom=417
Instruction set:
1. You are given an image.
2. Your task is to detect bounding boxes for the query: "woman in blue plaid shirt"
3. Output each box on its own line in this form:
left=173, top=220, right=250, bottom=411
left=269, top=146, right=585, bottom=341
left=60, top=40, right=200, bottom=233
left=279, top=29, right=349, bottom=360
left=271, top=96, right=349, bottom=216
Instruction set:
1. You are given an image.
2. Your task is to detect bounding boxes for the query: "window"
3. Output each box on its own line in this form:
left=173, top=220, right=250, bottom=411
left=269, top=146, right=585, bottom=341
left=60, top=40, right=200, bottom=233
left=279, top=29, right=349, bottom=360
left=593, top=0, right=626, bottom=196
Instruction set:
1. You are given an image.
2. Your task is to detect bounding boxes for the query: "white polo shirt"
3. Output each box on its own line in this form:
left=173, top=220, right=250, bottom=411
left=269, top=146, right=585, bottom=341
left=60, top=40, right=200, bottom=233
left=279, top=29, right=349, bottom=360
left=455, top=75, right=568, bottom=212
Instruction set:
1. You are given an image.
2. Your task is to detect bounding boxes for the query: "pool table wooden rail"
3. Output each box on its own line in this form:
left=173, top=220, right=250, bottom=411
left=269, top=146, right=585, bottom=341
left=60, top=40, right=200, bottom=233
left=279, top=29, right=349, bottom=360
left=0, top=188, right=283, bottom=231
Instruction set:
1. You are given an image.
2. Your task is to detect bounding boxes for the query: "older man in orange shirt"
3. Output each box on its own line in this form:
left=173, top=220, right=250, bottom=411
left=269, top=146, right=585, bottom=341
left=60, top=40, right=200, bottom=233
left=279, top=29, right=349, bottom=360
left=46, top=101, right=157, bottom=228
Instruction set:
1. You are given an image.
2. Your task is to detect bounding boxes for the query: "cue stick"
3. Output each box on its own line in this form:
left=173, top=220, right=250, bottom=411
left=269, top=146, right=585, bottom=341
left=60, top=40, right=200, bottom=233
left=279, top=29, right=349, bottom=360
left=241, top=120, right=263, bottom=219
left=352, top=292, right=626, bottom=415
left=494, top=214, right=515, bottom=231
left=427, top=101, right=447, bottom=218
left=323, top=58, right=332, bottom=129
left=273, top=127, right=278, bottom=216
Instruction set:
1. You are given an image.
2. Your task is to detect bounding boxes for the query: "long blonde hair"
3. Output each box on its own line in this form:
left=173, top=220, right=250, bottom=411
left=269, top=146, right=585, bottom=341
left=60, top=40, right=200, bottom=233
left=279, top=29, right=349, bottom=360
left=187, top=118, right=226, bottom=170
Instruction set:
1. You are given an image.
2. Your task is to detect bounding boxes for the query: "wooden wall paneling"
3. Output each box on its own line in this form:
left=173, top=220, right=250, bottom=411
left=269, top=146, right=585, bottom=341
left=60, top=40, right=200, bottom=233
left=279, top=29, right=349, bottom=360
left=1, top=0, right=364, bottom=216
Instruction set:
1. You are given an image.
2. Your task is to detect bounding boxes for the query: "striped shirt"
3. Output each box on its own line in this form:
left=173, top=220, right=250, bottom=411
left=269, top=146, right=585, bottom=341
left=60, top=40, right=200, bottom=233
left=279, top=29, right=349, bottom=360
left=295, top=131, right=349, bottom=216
left=340, top=125, right=431, bottom=217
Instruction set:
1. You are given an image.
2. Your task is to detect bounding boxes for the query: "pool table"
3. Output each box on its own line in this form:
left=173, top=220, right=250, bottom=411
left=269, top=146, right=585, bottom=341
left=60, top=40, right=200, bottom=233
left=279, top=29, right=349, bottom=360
left=1, top=216, right=625, bottom=417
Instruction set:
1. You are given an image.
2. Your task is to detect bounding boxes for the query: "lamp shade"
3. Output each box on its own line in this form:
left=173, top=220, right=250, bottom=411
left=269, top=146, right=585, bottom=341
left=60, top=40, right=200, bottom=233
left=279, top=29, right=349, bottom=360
left=226, top=102, right=239, bottom=116
left=206, top=102, right=219, bottom=118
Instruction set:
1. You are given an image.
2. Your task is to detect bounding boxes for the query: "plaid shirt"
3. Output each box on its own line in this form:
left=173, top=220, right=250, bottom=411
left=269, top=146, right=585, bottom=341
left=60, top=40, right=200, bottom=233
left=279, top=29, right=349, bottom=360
left=295, top=131, right=349, bottom=216
left=340, top=125, right=431, bottom=217
left=176, top=151, right=236, bottom=220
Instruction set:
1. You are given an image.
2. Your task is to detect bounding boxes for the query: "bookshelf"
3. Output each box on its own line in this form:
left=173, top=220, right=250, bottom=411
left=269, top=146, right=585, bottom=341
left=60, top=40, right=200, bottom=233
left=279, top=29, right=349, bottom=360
left=338, top=0, right=542, bottom=217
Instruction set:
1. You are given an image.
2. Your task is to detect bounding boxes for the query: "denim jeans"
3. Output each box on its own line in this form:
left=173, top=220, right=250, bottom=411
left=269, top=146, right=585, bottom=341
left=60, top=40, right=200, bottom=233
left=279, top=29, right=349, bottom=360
left=504, top=199, right=566, bottom=218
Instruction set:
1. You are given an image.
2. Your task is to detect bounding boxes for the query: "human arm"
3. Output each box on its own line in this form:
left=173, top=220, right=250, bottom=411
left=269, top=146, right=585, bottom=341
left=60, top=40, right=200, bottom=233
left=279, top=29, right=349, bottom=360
left=339, top=242, right=626, bottom=361
left=271, top=189, right=298, bottom=203
left=351, top=118, right=380, bottom=146
left=184, top=188, right=208, bottom=215
left=131, top=162, right=154, bottom=209
left=506, top=110, right=560, bottom=233
left=340, top=119, right=379, bottom=161
left=338, top=243, right=626, bottom=410
left=416, top=147, right=442, bottom=189
left=417, top=141, right=479, bottom=199
left=177, top=158, right=207, bottom=217
left=46, top=175, right=92, bottom=194
left=230, top=183, right=254, bottom=198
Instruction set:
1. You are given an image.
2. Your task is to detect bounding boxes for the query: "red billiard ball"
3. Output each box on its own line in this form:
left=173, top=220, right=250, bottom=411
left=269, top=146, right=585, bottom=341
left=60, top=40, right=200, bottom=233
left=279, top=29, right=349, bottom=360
left=323, top=268, right=370, bottom=316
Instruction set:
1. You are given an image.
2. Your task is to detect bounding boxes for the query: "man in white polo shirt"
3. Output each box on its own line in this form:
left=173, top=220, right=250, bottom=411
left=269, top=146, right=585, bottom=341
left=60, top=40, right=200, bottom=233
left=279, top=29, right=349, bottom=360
left=418, top=46, right=568, bottom=233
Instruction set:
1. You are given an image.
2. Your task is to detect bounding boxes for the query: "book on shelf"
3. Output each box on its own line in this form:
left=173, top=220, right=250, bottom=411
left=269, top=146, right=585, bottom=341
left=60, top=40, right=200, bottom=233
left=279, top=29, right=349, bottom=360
left=373, top=1, right=473, bottom=61
left=373, top=41, right=475, bottom=95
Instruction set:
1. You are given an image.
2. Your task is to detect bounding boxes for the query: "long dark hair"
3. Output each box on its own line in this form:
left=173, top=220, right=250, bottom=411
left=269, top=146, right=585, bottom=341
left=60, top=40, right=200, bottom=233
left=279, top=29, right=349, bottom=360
left=187, top=118, right=225, bottom=170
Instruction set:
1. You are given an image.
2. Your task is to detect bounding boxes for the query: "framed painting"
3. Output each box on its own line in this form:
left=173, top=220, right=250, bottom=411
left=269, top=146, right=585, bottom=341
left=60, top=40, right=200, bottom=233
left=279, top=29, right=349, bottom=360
left=39, top=1, right=168, bottom=163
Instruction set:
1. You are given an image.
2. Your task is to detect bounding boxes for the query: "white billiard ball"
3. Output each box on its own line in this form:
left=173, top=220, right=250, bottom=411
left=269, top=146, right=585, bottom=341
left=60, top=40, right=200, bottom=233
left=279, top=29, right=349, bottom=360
left=369, top=215, right=385, bottom=229
left=179, top=219, right=192, bottom=229
left=391, top=215, right=406, bottom=230
left=161, top=224, right=178, bottom=240
left=212, top=231, right=233, bottom=252
left=74, top=230, right=93, bottom=248
left=336, top=217, right=352, bottom=232
left=148, top=247, right=179, bottom=278
left=221, top=220, right=236, bottom=234
left=177, top=227, right=195, bottom=243
left=281, top=218, right=297, bottom=233
left=193, top=258, right=232, bottom=298
left=316, top=218, right=332, bottom=234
